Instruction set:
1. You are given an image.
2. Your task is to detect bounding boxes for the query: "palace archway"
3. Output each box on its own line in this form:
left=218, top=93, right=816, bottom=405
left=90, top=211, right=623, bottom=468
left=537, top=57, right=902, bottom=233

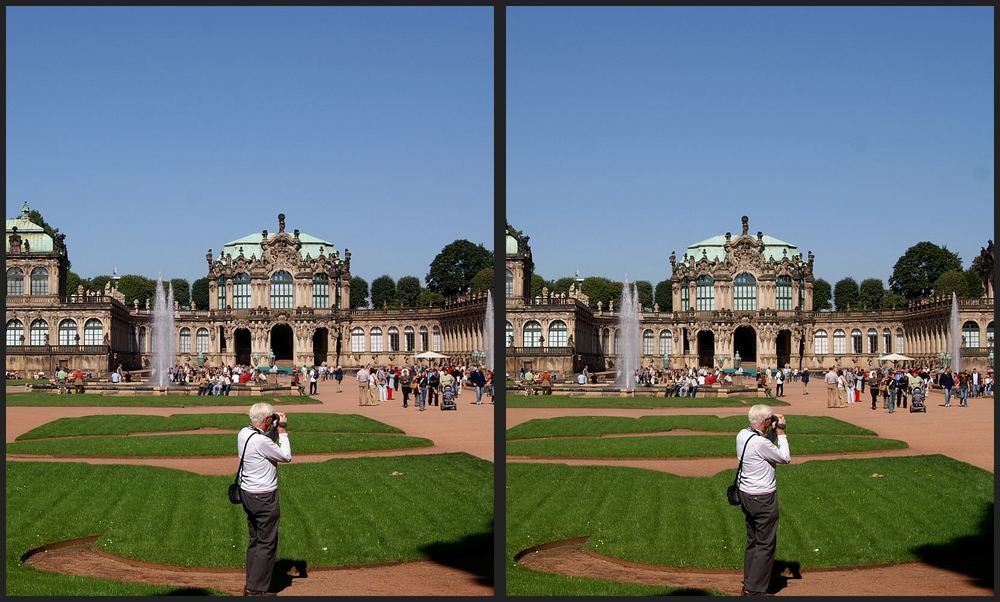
left=776, top=329, right=792, bottom=369
left=313, top=328, right=329, bottom=367
left=734, top=326, right=757, bottom=365
left=234, top=328, right=252, bottom=366
left=697, top=330, right=715, bottom=368
left=270, top=324, right=294, bottom=362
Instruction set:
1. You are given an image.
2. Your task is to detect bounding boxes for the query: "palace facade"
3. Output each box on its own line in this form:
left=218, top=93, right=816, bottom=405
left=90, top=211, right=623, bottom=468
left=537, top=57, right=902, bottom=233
left=5, top=205, right=488, bottom=376
left=505, top=218, right=995, bottom=376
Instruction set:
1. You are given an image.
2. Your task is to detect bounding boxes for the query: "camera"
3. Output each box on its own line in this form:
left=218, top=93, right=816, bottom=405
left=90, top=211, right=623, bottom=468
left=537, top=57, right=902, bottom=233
left=770, top=415, right=786, bottom=431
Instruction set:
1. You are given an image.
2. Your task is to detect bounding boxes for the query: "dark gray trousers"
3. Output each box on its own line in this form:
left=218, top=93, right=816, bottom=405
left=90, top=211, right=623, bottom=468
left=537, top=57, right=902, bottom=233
left=739, top=489, right=779, bottom=593
left=242, top=489, right=280, bottom=592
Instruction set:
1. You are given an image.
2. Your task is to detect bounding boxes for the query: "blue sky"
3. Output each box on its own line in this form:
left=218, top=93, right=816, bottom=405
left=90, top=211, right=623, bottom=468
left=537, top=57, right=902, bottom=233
left=508, top=7, right=994, bottom=287
left=7, top=6, right=493, bottom=285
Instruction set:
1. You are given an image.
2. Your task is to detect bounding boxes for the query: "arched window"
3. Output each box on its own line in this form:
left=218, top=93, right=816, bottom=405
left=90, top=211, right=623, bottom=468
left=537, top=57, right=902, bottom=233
left=962, top=321, right=980, bottom=347
left=867, top=328, right=878, bottom=354
left=659, top=330, right=673, bottom=355
left=404, top=326, right=415, bottom=352
left=505, top=321, right=514, bottom=347
left=592, top=326, right=599, bottom=353
left=30, top=267, right=49, bottom=295
left=350, top=327, right=365, bottom=352
left=179, top=327, right=191, bottom=353
left=776, top=275, right=793, bottom=311
left=505, top=269, right=514, bottom=298
left=614, top=330, right=621, bottom=354
left=432, top=326, right=442, bottom=352
left=601, top=328, right=610, bottom=353
left=523, top=321, right=542, bottom=347
left=58, top=319, right=78, bottom=346
left=988, top=321, right=995, bottom=345
left=548, top=320, right=568, bottom=347
left=833, top=329, right=846, bottom=354
left=680, top=278, right=690, bottom=311
left=370, top=327, right=384, bottom=352
left=883, top=328, right=892, bottom=353
left=814, top=330, right=829, bottom=354
left=217, top=277, right=227, bottom=309
left=6, top=267, right=24, bottom=296
left=419, top=326, right=429, bottom=351
left=6, top=319, right=24, bottom=346
left=196, top=328, right=210, bottom=353
left=270, top=271, right=293, bottom=309
left=696, top=275, right=715, bottom=311
left=851, top=329, right=863, bottom=354
left=642, top=329, right=654, bottom=355
left=29, top=319, right=49, bottom=345
left=83, top=319, right=103, bottom=346
left=313, top=273, right=329, bottom=308
left=138, top=327, right=147, bottom=353
left=233, top=273, right=251, bottom=309
left=896, top=328, right=905, bottom=353
left=388, top=326, right=400, bottom=352
left=733, top=273, right=757, bottom=311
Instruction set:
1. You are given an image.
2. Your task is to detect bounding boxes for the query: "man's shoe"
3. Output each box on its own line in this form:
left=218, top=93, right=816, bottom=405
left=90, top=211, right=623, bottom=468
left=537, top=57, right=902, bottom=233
left=243, top=589, right=276, bottom=596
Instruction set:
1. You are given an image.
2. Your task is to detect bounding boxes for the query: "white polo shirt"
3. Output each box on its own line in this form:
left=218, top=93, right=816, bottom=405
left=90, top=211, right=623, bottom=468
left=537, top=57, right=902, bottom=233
left=237, top=426, right=292, bottom=493
left=736, top=428, right=791, bottom=495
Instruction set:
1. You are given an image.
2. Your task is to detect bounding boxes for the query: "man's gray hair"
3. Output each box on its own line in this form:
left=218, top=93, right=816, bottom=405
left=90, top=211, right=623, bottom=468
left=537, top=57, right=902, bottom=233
left=748, top=404, right=773, bottom=426
left=248, top=402, right=275, bottom=425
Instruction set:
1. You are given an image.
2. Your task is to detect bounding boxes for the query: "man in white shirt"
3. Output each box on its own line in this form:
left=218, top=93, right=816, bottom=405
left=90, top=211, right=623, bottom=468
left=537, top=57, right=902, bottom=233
left=237, top=402, right=292, bottom=596
left=736, top=404, right=791, bottom=596
left=356, top=367, right=371, bottom=406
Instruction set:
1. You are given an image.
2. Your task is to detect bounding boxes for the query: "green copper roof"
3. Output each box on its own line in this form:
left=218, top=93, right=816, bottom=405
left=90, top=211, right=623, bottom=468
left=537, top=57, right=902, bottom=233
left=6, top=202, right=54, bottom=253
left=685, top=234, right=799, bottom=263
left=221, top=231, right=336, bottom=261
left=506, top=234, right=519, bottom=255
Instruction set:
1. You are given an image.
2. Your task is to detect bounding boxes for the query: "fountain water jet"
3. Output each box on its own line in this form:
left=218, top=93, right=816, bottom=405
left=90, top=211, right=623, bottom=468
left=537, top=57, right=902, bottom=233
left=152, top=278, right=176, bottom=387
left=484, top=289, right=494, bottom=371
left=616, top=281, right=640, bottom=389
left=949, top=292, right=961, bottom=373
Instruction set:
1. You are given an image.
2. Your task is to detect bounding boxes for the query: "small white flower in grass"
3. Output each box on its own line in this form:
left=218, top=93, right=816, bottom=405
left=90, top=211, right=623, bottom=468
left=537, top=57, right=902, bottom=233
left=813, top=548, right=819, bottom=552
left=322, top=547, right=328, bottom=551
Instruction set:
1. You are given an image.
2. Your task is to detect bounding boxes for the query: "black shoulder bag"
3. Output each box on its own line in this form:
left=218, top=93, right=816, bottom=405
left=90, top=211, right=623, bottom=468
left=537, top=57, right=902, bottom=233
left=727, top=431, right=759, bottom=506
left=228, top=431, right=257, bottom=504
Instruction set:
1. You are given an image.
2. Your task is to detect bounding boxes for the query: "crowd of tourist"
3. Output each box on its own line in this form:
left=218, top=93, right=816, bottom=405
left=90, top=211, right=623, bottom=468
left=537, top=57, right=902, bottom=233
left=352, top=364, right=494, bottom=410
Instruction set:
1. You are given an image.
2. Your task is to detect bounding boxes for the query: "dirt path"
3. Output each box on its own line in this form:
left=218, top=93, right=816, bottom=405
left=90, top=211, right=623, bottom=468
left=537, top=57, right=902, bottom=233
left=508, top=383, right=994, bottom=595
left=516, top=537, right=991, bottom=596
left=6, top=380, right=495, bottom=595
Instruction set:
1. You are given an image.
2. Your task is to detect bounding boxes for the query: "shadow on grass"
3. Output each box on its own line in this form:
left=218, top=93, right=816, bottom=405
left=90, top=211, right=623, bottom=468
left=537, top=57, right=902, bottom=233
left=912, top=501, right=993, bottom=589
left=419, top=525, right=494, bottom=587
left=269, top=558, right=309, bottom=593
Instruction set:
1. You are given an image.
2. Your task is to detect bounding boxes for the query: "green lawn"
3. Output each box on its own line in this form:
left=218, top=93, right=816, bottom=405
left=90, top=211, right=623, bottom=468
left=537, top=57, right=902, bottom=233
left=8, top=454, right=493, bottom=595
left=4, top=379, right=48, bottom=386
left=17, top=413, right=401, bottom=440
left=506, top=394, right=789, bottom=409
left=507, top=434, right=906, bottom=459
left=507, top=415, right=875, bottom=440
left=6, top=393, right=321, bottom=407
left=8, top=432, right=432, bottom=457
left=508, top=456, right=993, bottom=594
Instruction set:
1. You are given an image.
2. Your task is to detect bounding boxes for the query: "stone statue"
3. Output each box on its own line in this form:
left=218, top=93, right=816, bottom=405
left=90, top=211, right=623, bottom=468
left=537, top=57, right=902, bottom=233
left=278, top=213, right=286, bottom=233
left=133, top=298, right=139, bottom=309
left=145, top=297, right=151, bottom=310
left=22, top=238, right=30, bottom=252
left=8, top=227, right=22, bottom=253
left=174, top=299, right=179, bottom=311
left=609, top=299, right=614, bottom=312
left=741, top=215, right=749, bottom=235
left=654, top=303, right=660, bottom=312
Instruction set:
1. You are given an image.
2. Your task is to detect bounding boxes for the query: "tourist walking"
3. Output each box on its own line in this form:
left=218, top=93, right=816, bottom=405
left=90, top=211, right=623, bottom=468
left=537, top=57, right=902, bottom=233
left=844, top=369, right=856, bottom=405
left=356, top=366, right=370, bottom=406
left=774, top=369, right=784, bottom=397
left=868, top=369, right=880, bottom=410
left=957, top=370, right=970, bottom=407
left=400, top=368, right=412, bottom=408
left=334, top=366, right=344, bottom=392
left=237, top=403, right=292, bottom=596
left=836, top=369, right=847, bottom=408
left=308, top=367, right=317, bottom=395
left=416, top=370, right=428, bottom=411
left=824, top=367, right=837, bottom=408
left=800, top=369, right=809, bottom=394
left=736, top=404, right=791, bottom=596
left=940, top=368, right=954, bottom=407
left=469, top=366, right=486, bottom=405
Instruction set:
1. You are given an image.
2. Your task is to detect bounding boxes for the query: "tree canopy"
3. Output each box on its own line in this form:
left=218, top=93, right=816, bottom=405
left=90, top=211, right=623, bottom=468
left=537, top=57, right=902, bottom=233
left=933, top=269, right=983, bottom=299
left=116, top=275, right=157, bottom=308
left=857, top=278, right=885, bottom=310
left=192, top=277, right=211, bottom=309
left=812, top=278, right=832, bottom=311
left=654, top=280, right=672, bottom=311
left=425, top=240, right=492, bottom=297
left=470, top=267, right=494, bottom=295
left=170, top=278, right=191, bottom=308
left=370, top=275, right=396, bottom=308
left=834, top=278, right=860, bottom=310
left=889, top=242, right=962, bottom=299
left=635, top=280, right=653, bottom=309
left=418, top=289, right=445, bottom=307
left=350, top=276, right=369, bottom=309
left=396, top=276, right=422, bottom=308
left=580, top=276, right=622, bottom=309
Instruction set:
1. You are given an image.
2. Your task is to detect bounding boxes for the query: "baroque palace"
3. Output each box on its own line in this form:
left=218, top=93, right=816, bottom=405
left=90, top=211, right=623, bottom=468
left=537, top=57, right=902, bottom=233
left=6, top=205, right=487, bottom=376
left=505, top=217, right=995, bottom=376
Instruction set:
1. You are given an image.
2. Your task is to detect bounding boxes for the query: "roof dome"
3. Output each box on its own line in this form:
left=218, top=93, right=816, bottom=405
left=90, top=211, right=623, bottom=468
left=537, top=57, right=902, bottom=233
left=683, top=216, right=800, bottom=263
left=219, top=213, right=336, bottom=261
left=6, top=201, right=54, bottom=253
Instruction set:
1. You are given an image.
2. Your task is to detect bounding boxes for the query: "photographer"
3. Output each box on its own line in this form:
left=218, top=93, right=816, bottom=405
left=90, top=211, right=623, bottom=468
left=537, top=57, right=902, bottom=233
left=736, top=404, right=791, bottom=596
left=237, top=403, right=292, bottom=596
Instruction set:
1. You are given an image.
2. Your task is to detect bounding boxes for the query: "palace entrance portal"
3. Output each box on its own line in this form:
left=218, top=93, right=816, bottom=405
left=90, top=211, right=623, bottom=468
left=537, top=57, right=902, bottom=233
left=234, top=329, right=251, bottom=366
left=697, top=331, right=714, bottom=368
left=270, top=324, right=294, bottom=361
left=313, top=328, right=329, bottom=366
left=734, top=326, right=757, bottom=366
left=776, top=329, right=792, bottom=369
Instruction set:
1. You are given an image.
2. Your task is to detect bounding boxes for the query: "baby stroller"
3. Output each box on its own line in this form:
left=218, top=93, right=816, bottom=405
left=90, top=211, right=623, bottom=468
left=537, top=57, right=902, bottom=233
left=909, top=387, right=927, bottom=412
left=441, top=384, right=457, bottom=411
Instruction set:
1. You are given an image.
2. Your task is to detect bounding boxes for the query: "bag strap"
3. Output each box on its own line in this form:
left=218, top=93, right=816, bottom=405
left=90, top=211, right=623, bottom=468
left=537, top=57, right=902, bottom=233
left=234, top=431, right=257, bottom=486
left=732, top=430, right=760, bottom=488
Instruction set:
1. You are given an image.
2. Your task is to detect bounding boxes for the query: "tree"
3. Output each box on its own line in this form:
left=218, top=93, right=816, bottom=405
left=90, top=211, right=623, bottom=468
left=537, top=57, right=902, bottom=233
left=24, top=207, right=71, bottom=269
left=654, top=280, right=673, bottom=311
left=89, top=274, right=113, bottom=293
left=580, top=276, right=622, bottom=309
left=192, top=277, right=211, bottom=309
left=370, top=275, right=396, bottom=308
left=396, top=276, right=422, bottom=308
left=812, top=278, right=832, bottom=311
left=834, top=278, right=860, bottom=310
left=963, top=269, right=983, bottom=298
left=889, top=242, right=962, bottom=299
left=858, top=278, right=885, bottom=310
left=65, top=271, right=86, bottom=295
left=933, top=270, right=971, bottom=298
left=635, top=280, right=653, bottom=310
left=425, top=240, right=492, bottom=297
left=170, top=278, right=191, bottom=308
left=550, top=277, right=577, bottom=296
left=530, top=274, right=547, bottom=298
left=116, top=275, right=156, bottom=308
left=350, top=276, right=369, bottom=309
left=418, top=289, right=445, bottom=307
left=469, top=267, right=494, bottom=295
left=882, top=292, right=907, bottom=309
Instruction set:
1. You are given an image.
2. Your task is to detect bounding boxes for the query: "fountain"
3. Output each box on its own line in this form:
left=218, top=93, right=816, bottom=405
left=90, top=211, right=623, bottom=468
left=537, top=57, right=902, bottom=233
left=152, top=278, right=176, bottom=387
left=484, top=289, right=494, bottom=371
left=616, top=281, right=640, bottom=390
left=949, top=292, right=961, bottom=373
